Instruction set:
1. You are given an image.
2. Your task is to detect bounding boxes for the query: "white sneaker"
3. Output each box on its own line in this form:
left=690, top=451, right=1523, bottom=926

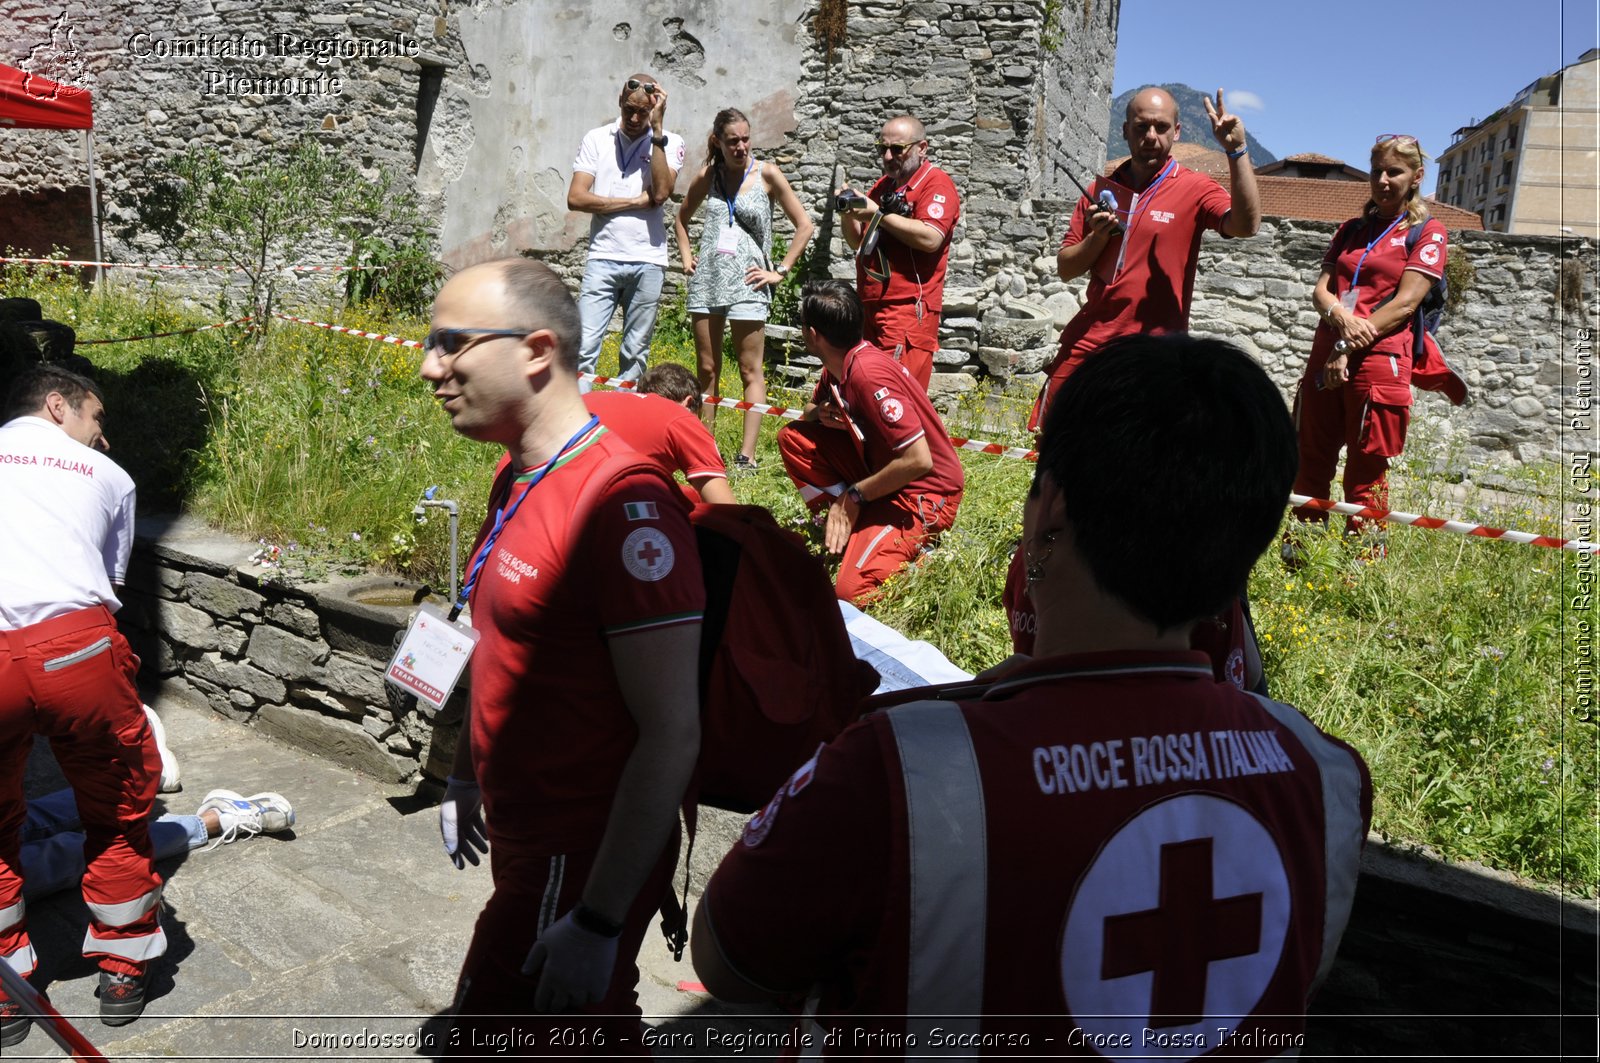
left=196, top=790, right=296, bottom=849
left=142, top=704, right=182, bottom=793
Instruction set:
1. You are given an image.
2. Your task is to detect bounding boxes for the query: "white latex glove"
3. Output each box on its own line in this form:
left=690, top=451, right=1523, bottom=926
left=521, top=909, right=620, bottom=1013
left=440, top=776, right=487, bottom=869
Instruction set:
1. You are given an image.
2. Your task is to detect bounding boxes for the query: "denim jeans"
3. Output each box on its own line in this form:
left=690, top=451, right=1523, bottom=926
left=576, top=258, right=666, bottom=384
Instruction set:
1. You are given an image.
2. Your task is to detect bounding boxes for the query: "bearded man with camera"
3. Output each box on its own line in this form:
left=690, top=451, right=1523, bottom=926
left=834, top=114, right=960, bottom=392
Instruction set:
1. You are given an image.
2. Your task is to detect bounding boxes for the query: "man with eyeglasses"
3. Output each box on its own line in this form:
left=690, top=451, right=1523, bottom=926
left=1031, top=87, right=1262, bottom=431
left=835, top=114, right=960, bottom=392
left=568, top=73, right=686, bottom=387
left=420, top=259, right=704, bottom=1053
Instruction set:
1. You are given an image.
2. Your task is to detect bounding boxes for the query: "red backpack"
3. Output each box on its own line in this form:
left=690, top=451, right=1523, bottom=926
left=573, top=454, right=879, bottom=956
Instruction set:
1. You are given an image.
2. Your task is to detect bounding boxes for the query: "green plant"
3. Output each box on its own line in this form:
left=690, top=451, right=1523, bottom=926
left=158, top=138, right=431, bottom=319
left=1445, top=240, right=1475, bottom=314
left=344, top=226, right=446, bottom=316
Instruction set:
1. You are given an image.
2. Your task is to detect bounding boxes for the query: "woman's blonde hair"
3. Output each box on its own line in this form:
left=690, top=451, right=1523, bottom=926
left=1366, top=135, right=1430, bottom=228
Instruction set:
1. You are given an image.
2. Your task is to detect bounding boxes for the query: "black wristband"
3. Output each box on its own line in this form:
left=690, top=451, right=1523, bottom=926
left=572, top=902, right=624, bottom=938
left=651, top=134, right=668, bottom=148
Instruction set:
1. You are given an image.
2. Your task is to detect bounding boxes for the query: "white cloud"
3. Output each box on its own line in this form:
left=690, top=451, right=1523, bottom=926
left=1226, top=89, right=1266, bottom=112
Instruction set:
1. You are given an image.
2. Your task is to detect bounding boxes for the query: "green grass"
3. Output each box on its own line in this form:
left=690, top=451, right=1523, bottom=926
left=6, top=264, right=1595, bottom=894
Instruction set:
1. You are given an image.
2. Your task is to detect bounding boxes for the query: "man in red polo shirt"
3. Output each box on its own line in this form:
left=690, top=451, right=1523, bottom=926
left=584, top=363, right=735, bottom=504
left=836, top=114, right=960, bottom=392
left=776, top=281, right=964, bottom=604
left=694, top=333, right=1371, bottom=1058
left=1032, top=87, right=1261, bottom=429
left=420, top=259, right=703, bottom=1055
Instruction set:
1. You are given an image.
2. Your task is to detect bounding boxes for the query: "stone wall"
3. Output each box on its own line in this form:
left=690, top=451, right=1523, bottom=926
left=1, top=2, right=462, bottom=274
left=119, top=515, right=461, bottom=785
left=996, top=217, right=1596, bottom=468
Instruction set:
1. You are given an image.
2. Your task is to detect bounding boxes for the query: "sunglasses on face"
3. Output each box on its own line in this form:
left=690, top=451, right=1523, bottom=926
left=624, top=79, right=658, bottom=93
left=424, top=328, right=530, bottom=356
left=876, top=140, right=919, bottom=157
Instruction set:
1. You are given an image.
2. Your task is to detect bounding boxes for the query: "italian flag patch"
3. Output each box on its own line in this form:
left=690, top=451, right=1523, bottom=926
left=623, top=501, right=659, bottom=521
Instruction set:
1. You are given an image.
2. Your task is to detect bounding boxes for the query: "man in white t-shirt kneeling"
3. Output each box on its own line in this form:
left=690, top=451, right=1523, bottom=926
left=567, top=73, right=687, bottom=385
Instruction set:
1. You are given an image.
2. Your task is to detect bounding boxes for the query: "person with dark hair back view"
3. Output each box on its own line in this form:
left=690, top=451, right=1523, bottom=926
left=692, top=333, right=1372, bottom=1058
left=0, top=365, right=166, bottom=1042
left=674, top=106, right=814, bottom=471
left=584, top=362, right=736, bottom=505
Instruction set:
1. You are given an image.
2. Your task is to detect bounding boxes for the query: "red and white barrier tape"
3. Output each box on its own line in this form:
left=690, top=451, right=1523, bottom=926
left=1, top=256, right=384, bottom=273
left=1289, top=494, right=1596, bottom=554
left=272, top=312, right=423, bottom=347
left=76, top=316, right=254, bottom=345
left=274, top=314, right=1591, bottom=556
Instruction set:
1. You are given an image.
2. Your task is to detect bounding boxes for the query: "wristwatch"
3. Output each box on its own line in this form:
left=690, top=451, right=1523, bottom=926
left=845, top=484, right=867, bottom=506
left=774, top=264, right=791, bottom=277
left=651, top=134, right=668, bottom=148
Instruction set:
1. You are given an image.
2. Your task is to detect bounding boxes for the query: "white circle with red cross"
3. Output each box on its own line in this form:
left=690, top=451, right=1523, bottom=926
left=621, top=527, right=675, bottom=581
left=1060, top=792, right=1289, bottom=1057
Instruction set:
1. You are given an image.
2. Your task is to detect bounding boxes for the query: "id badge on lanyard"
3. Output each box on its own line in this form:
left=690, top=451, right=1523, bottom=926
left=386, top=604, right=479, bottom=711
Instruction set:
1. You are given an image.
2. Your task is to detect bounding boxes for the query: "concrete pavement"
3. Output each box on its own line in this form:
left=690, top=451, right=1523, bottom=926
left=17, top=690, right=785, bottom=1061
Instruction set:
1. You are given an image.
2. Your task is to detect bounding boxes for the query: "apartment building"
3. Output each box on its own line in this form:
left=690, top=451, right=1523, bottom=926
left=1436, top=48, right=1599, bottom=236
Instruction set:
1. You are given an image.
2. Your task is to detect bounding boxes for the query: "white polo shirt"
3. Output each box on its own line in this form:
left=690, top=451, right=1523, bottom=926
left=572, top=119, right=685, bottom=266
left=0, top=416, right=137, bottom=629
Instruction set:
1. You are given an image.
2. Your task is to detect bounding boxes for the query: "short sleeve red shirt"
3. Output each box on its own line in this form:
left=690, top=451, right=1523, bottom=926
left=856, top=163, right=960, bottom=310
left=813, top=341, right=964, bottom=498
left=1318, top=215, right=1448, bottom=359
left=1056, top=161, right=1233, bottom=361
left=704, top=653, right=1373, bottom=1056
left=465, top=425, right=704, bottom=851
left=584, top=390, right=728, bottom=484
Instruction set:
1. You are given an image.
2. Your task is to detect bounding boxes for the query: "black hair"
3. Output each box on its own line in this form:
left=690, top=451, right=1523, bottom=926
left=1032, top=333, right=1295, bottom=631
left=799, top=280, right=863, bottom=350
left=5, top=363, right=104, bottom=423
left=640, top=362, right=701, bottom=414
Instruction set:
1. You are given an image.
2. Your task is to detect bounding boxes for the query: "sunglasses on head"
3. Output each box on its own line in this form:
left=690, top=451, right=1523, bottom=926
left=424, top=328, right=530, bottom=356
left=875, top=140, right=919, bottom=157
left=624, top=79, right=658, bottom=93
left=1375, top=133, right=1418, bottom=146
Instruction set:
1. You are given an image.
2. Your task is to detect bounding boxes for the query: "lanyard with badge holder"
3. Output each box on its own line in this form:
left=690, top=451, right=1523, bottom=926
left=615, top=127, right=653, bottom=200
left=714, top=160, right=758, bottom=257
left=384, top=415, right=601, bottom=711
left=1109, top=157, right=1176, bottom=282
left=1340, top=213, right=1406, bottom=314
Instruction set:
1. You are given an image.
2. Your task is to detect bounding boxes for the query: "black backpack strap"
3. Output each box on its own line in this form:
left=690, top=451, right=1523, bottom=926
left=1404, top=224, right=1427, bottom=358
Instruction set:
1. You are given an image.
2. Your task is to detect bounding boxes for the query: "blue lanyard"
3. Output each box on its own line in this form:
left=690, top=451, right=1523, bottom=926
left=616, top=130, right=651, bottom=176
left=718, top=160, right=755, bottom=225
left=1126, top=158, right=1177, bottom=218
left=453, top=415, right=600, bottom=619
left=1348, top=215, right=1406, bottom=293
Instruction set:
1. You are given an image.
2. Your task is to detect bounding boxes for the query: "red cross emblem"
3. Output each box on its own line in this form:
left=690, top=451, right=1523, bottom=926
left=622, top=527, right=675, bottom=581
left=1101, top=837, right=1263, bottom=1027
left=636, top=539, right=663, bottom=567
left=1060, top=793, right=1291, bottom=1053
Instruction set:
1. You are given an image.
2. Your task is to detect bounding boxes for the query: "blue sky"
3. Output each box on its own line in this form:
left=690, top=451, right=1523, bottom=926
left=1112, top=0, right=1599, bottom=195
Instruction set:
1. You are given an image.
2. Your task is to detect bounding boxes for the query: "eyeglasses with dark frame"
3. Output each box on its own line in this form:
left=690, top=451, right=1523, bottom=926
left=424, top=328, right=531, bottom=356
left=875, top=140, right=920, bottom=157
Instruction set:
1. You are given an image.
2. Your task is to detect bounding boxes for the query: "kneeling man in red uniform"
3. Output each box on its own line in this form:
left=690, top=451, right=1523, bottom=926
left=776, top=280, right=963, bottom=603
left=421, top=259, right=703, bottom=1056
left=695, top=333, right=1371, bottom=1057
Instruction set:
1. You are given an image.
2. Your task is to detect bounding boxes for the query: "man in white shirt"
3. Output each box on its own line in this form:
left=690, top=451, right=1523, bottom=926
left=567, top=73, right=686, bottom=385
left=0, top=365, right=166, bottom=1045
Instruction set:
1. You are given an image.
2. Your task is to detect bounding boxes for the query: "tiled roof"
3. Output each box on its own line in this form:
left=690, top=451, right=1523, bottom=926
left=1099, top=149, right=1485, bottom=231
left=1280, top=152, right=1343, bottom=165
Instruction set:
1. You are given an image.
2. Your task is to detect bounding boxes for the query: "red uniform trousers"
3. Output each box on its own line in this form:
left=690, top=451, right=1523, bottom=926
left=863, top=299, right=940, bottom=393
left=444, top=833, right=678, bottom=1059
left=778, top=421, right=961, bottom=604
left=1292, top=348, right=1414, bottom=537
left=0, top=606, right=164, bottom=980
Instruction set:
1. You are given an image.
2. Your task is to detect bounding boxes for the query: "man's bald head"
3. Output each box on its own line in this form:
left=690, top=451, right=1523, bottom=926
left=440, top=259, right=581, bottom=374
left=882, top=114, right=926, bottom=143
left=1125, top=88, right=1178, bottom=125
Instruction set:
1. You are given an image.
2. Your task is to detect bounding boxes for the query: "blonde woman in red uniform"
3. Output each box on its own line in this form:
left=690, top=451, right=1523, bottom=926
left=1291, top=134, right=1449, bottom=559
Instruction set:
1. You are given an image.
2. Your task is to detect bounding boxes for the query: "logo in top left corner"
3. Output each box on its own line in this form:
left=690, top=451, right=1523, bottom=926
left=19, top=13, right=96, bottom=100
